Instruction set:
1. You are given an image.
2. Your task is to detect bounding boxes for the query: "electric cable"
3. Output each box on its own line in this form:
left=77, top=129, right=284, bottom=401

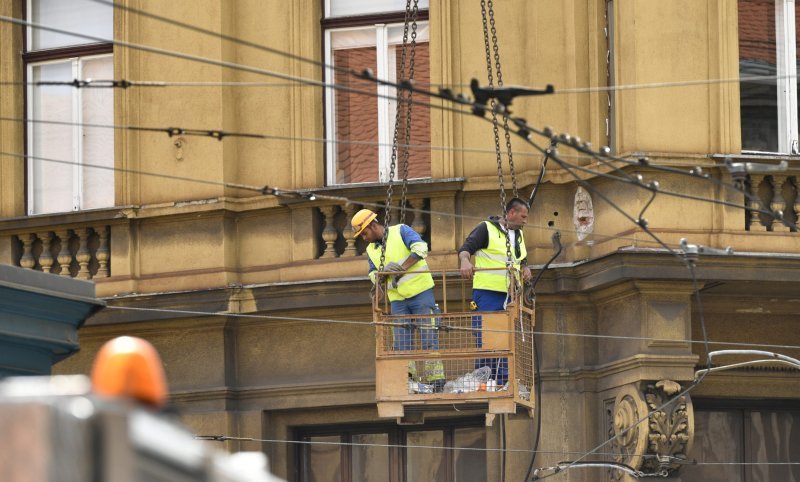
left=85, top=0, right=800, bottom=100
left=10, top=14, right=794, bottom=227
left=102, top=306, right=800, bottom=353
left=0, top=15, right=471, bottom=121
left=8, top=8, right=799, bottom=476
left=193, top=433, right=800, bottom=467
left=5, top=72, right=800, bottom=98
left=0, top=150, right=722, bottom=252
left=0, top=114, right=594, bottom=161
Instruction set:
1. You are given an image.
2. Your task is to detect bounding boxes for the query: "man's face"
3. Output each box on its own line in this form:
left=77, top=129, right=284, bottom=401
left=359, top=222, right=381, bottom=243
left=506, top=205, right=529, bottom=230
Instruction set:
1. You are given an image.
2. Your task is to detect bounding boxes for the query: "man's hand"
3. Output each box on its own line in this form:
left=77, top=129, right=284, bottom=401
left=371, top=281, right=385, bottom=300
left=522, top=265, right=532, bottom=283
left=460, top=258, right=475, bottom=279
left=383, top=262, right=404, bottom=272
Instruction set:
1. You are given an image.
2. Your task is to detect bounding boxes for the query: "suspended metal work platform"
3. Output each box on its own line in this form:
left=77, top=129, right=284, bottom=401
left=374, top=269, right=535, bottom=424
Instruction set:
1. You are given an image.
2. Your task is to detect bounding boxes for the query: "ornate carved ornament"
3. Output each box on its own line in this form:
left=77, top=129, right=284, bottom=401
left=608, top=380, right=694, bottom=479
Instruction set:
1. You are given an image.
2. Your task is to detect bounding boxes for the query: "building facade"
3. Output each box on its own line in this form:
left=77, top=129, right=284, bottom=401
left=0, top=1, right=798, bottom=481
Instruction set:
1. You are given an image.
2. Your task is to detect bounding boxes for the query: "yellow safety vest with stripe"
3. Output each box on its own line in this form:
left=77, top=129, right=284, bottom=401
left=473, top=221, right=527, bottom=292
left=366, top=225, right=435, bottom=301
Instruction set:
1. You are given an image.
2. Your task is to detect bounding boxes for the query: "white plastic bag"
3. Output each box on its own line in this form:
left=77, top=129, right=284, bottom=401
left=443, top=366, right=492, bottom=394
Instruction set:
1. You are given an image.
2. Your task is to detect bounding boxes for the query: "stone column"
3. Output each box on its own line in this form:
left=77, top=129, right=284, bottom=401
left=319, top=205, right=339, bottom=258
left=38, top=232, right=54, bottom=273
left=55, top=230, right=73, bottom=277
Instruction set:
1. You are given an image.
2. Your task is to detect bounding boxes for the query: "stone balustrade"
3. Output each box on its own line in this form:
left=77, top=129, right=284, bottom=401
left=746, top=174, right=799, bottom=232
left=315, top=197, right=430, bottom=259
left=12, top=226, right=110, bottom=280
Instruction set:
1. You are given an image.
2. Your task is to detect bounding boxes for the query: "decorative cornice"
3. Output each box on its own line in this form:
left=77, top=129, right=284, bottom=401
left=169, top=380, right=376, bottom=411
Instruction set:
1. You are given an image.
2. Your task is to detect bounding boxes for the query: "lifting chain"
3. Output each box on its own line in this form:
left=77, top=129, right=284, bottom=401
left=380, top=0, right=419, bottom=271
left=399, top=0, right=419, bottom=226
left=480, top=0, right=514, bottom=276
left=487, top=0, right=518, bottom=199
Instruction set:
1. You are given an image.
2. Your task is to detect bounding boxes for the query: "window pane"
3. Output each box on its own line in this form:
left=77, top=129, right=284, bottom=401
left=388, top=39, right=431, bottom=179
left=31, top=61, right=74, bottom=215
left=682, top=410, right=743, bottom=482
left=81, top=55, right=115, bottom=210
left=738, top=0, right=779, bottom=152
left=406, top=430, right=445, bottom=482
left=329, top=0, right=429, bottom=18
left=748, top=411, right=800, bottom=482
left=352, top=433, right=389, bottom=482
left=30, top=0, right=113, bottom=50
left=796, top=1, right=800, bottom=140
left=304, top=436, right=342, bottom=482
left=331, top=30, right=379, bottom=184
left=454, top=427, right=486, bottom=482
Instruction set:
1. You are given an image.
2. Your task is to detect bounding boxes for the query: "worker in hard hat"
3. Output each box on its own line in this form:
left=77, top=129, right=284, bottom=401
left=351, top=208, right=445, bottom=391
left=458, top=197, right=532, bottom=385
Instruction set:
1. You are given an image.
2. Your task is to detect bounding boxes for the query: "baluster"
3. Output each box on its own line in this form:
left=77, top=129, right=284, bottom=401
left=409, top=198, right=427, bottom=237
left=75, top=228, right=92, bottom=280
left=771, top=175, right=789, bottom=232
left=793, top=177, right=800, bottom=232
left=19, top=233, right=36, bottom=270
left=319, top=205, right=339, bottom=258
left=55, top=230, right=73, bottom=277
left=96, top=226, right=110, bottom=277
left=38, top=232, right=55, bottom=273
left=748, top=175, right=766, bottom=231
left=341, top=204, right=358, bottom=257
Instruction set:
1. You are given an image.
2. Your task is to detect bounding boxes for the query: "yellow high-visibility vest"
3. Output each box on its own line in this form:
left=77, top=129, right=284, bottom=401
left=473, top=221, right=527, bottom=292
left=366, top=225, right=434, bottom=301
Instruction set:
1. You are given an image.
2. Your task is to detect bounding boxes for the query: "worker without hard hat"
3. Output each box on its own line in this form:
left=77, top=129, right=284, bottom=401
left=351, top=209, right=378, bottom=238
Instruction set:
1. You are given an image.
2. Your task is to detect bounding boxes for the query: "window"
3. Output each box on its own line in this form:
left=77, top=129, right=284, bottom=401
left=297, top=419, right=486, bottom=482
left=738, top=0, right=799, bottom=154
left=25, top=0, right=114, bottom=215
left=682, top=405, right=800, bottom=482
left=323, top=0, right=431, bottom=185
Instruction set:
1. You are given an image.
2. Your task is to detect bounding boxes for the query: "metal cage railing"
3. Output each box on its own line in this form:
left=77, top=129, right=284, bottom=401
left=373, top=269, right=535, bottom=421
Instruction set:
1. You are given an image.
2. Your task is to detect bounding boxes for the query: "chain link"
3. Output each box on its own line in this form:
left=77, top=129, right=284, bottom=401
left=399, top=0, right=419, bottom=225
left=380, top=0, right=417, bottom=271
left=487, top=0, right=518, bottom=199
left=480, top=0, right=514, bottom=270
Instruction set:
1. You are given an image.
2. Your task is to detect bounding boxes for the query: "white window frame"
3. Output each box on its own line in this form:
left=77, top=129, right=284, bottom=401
left=324, top=22, right=429, bottom=186
left=26, top=53, right=113, bottom=215
left=774, top=0, right=798, bottom=154
left=742, top=0, right=799, bottom=154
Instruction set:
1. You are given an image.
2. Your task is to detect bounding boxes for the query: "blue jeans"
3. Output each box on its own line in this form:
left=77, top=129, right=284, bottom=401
left=391, top=288, right=440, bottom=351
left=472, top=288, right=509, bottom=384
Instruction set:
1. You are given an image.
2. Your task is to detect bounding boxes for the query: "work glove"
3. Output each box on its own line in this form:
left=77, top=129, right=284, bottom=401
left=383, top=262, right=404, bottom=272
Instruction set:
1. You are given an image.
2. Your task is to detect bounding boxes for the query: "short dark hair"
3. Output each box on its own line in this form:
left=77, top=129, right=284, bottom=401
left=506, top=197, right=530, bottom=213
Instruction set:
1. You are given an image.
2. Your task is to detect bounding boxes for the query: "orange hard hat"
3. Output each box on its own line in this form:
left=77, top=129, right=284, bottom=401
left=351, top=209, right=378, bottom=238
left=91, top=336, right=168, bottom=408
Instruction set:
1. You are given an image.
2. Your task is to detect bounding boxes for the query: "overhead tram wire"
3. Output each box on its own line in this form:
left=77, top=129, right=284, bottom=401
left=0, top=15, right=476, bottom=123
left=87, top=0, right=427, bottom=90
left=10, top=7, right=792, bottom=464
left=191, top=433, right=800, bottom=465
left=6, top=72, right=800, bottom=98
left=83, top=0, right=800, bottom=100
left=1, top=114, right=769, bottom=227
left=15, top=6, right=792, bottom=474
left=104, top=306, right=800, bottom=353
left=350, top=68, right=798, bottom=232
left=0, top=111, right=625, bottom=164
left=0, top=151, right=703, bottom=252
left=7, top=18, right=779, bottom=238
left=8, top=16, right=793, bottom=219
left=501, top=137, right=715, bottom=482
left=355, top=62, right=728, bottom=480
left=1, top=114, right=766, bottom=226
